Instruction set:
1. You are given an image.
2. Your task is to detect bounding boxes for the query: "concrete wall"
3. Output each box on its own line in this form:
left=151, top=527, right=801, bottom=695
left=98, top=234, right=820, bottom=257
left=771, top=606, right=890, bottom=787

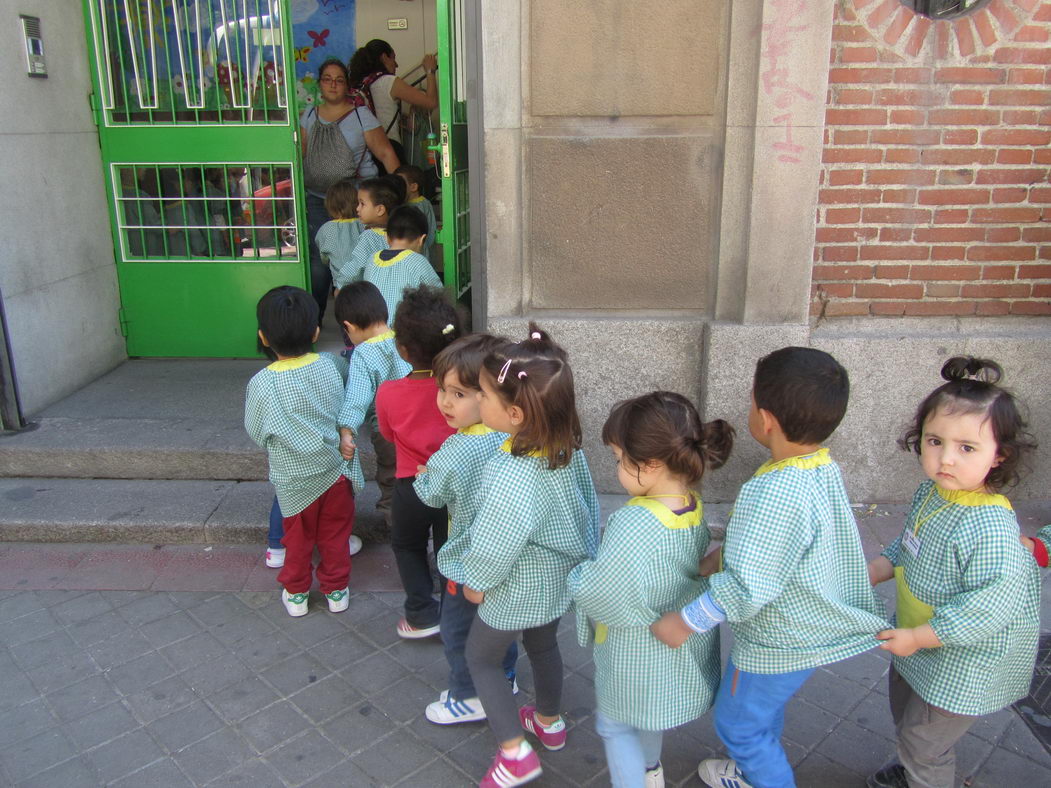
left=356, top=0, right=438, bottom=75
left=0, top=2, right=124, bottom=418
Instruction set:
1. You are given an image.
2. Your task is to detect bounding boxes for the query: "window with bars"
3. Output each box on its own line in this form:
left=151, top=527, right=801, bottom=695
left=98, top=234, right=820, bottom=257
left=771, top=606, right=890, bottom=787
left=114, top=164, right=297, bottom=261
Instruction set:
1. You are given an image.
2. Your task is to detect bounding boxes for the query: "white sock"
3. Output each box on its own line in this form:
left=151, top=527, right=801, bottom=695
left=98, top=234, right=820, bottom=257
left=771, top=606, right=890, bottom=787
left=502, top=740, right=533, bottom=760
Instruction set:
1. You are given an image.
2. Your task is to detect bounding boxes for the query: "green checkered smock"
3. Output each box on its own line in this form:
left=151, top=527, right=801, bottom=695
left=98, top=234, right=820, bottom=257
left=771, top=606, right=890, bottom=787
left=363, top=250, right=441, bottom=322
left=407, top=196, right=438, bottom=255
left=463, top=444, right=601, bottom=631
left=335, top=228, right=388, bottom=289
left=883, top=481, right=1039, bottom=716
left=244, top=352, right=363, bottom=516
left=1034, top=524, right=1051, bottom=561
left=337, top=331, right=410, bottom=436
left=414, top=425, right=508, bottom=585
left=316, top=219, right=364, bottom=289
left=569, top=498, right=720, bottom=730
left=708, top=449, right=888, bottom=674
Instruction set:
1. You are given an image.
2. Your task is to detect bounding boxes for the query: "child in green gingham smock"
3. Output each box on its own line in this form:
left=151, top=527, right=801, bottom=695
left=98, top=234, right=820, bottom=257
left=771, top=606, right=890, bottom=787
left=407, top=196, right=437, bottom=255
left=882, top=482, right=1039, bottom=718
left=316, top=218, right=364, bottom=289
left=364, top=249, right=441, bottom=323
left=569, top=497, right=721, bottom=745
left=336, top=227, right=388, bottom=289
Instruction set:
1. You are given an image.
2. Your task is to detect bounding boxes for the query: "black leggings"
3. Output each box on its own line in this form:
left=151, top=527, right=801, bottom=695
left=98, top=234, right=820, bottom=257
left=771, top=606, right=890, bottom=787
left=390, top=478, right=447, bottom=627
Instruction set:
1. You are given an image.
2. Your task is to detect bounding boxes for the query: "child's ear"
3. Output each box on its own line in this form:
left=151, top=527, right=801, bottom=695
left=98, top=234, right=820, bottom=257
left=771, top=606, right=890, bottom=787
left=311, top=326, right=321, bottom=343
left=758, top=407, right=778, bottom=437
left=341, top=320, right=355, bottom=334
left=257, top=329, right=270, bottom=348
left=508, top=405, right=525, bottom=426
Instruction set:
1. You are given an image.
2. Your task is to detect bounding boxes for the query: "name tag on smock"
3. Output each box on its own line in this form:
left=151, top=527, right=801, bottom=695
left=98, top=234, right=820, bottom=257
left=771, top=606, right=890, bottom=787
left=902, top=530, right=921, bottom=558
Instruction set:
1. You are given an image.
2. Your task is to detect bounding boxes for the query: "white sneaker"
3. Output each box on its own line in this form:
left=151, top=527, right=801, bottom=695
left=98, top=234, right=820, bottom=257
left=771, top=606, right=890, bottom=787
left=265, top=547, right=285, bottom=568
left=645, top=762, right=665, bottom=788
left=281, top=589, right=308, bottom=617
left=325, top=587, right=349, bottom=613
left=697, top=758, right=754, bottom=788
left=438, top=674, right=517, bottom=703
left=348, top=535, right=362, bottom=555
left=425, top=694, right=487, bottom=724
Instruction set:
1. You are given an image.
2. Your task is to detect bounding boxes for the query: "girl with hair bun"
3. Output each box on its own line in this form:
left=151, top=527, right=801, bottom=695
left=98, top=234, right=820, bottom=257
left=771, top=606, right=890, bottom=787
left=461, top=323, right=600, bottom=788
left=866, top=356, right=1039, bottom=788
left=569, top=391, right=733, bottom=788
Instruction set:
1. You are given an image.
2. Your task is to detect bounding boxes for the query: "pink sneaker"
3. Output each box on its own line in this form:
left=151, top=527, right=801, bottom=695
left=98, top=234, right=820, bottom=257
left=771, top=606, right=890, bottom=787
left=479, top=741, right=542, bottom=788
left=518, top=705, right=567, bottom=751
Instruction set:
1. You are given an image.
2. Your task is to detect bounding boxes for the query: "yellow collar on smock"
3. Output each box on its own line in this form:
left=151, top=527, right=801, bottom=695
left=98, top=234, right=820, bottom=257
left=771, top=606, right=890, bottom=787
left=627, top=496, right=703, bottom=530
left=459, top=423, right=495, bottom=436
left=499, top=437, right=545, bottom=457
left=754, top=448, right=831, bottom=477
left=267, top=352, right=319, bottom=372
left=372, top=249, right=412, bottom=267
left=934, top=486, right=1013, bottom=510
left=363, top=329, right=395, bottom=344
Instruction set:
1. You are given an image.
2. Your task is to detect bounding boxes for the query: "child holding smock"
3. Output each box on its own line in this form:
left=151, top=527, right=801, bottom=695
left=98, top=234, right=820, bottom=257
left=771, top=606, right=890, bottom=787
left=414, top=334, right=519, bottom=725
left=652, top=347, right=888, bottom=788
left=569, top=391, right=733, bottom=788
left=315, top=178, right=364, bottom=290
left=462, top=324, right=600, bottom=788
left=866, top=357, right=1039, bottom=788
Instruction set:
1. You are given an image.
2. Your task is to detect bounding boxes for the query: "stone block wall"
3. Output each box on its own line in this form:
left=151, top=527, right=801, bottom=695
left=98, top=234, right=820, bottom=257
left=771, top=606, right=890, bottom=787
left=811, top=0, right=1051, bottom=319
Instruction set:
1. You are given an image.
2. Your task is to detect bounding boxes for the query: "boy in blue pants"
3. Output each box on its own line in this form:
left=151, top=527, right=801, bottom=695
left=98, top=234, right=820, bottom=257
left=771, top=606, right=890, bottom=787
left=652, top=347, right=888, bottom=788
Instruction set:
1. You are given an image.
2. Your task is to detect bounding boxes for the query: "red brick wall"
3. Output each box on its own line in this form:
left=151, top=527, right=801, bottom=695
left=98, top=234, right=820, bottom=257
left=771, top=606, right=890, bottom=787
left=812, top=0, right=1051, bottom=318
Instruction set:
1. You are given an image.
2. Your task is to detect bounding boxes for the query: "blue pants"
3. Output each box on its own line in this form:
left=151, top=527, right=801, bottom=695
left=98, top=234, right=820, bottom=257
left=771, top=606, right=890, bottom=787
left=595, top=712, right=663, bottom=788
left=440, top=580, right=517, bottom=699
left=713, top=657, right=814, bottom=788
left=267, top=496, right=284, bottom=549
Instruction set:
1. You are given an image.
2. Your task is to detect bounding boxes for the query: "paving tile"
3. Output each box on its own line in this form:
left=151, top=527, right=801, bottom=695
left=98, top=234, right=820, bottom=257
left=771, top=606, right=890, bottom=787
left=405, top=708, right=487, bottom=753
left=395, top=755, right=475, bottom=787
left=798, top=667, right=870, bottom=716
left=968, top=745, right=1047, bottom=786
left=104, top=651, right=176, bottom=696
left=109, top=756, right=194, bottom=788
left=955, top=732, right=996, bottom=782
left=260, top=651, right=332, bottom=696
left=0, top=698, right=57, bottom=749
left=99, top=590, right=153, bottom=608
left=264, top=729, right=347, bottom=785
left=998, top=717, right=1051, bottom=768
left=0, top=666, right=45, bottom=713
left=341, top=650, right=410, bottom=696
left=830, top=648, right=891, bottom=690
left=0, top=726, right=77, bottom=783
left=377, top=675, right=446, bottom=724
left=14, top=755, right=99, bottom=788
left=969, top=706, right=1015, bottom=744
left=0, top=592, right=48, bottom=623
left=201, top=757, right=286, bottom=788
left=25, top=650, right=100, bottom=695
left=537, top=723, right=607, bottom=786
left=348, top=729, right=439, bottom=785
left=2, top=607, right=62, bottom=648
left=124, top=674, right=198, bottom=725
left=238, top=700, right=313, bottom=754
left=87, top=629, right=155, bottom=671
left=9, top=628, right=78, bottom=671
left=236, top=630, right=304, bottom=672
left=387, top=637, right=447, bottom=671
left=651, top=726, right=709, bottom=785
left=289, top=674, right=364, bottom=726
left=320, top=702, right=397, bottom=754
left=846, top=690, right=896, bottom=740
left=138, top=610, right=203, bottom=649
left=783, top=696, right=839, bottom=749
left=353, top=608, right=405, bottom=649
left=815, top=718, right=895, bottom=776
left=84, top=728, right=165, bottom=784
left=161, top=631, right=232, bottom=673
left=187, top=594, right=252, bottom=628
left=173, top=728, right=255, bottom=785
left=308, top=629, right=377, bottom=672
left=210, top=676, right=281, bottom=723
left=117, top=593, right=180, bottom=627
left=300, top=760, right=377, bottom=788
left=208, top=611, right=274, bottom=647
left=146, top=700, right=226, bottom=754
left=44, top=674, right=121, bottom=722
left=792, top=751, right=866, bottom=788
left=282, top=609, right=349, bottom=649
left=64, top=700, right=141, bottom=750
left=50, top=591, right=113, bottom=626
left=182, top=653, right=256, bottom=696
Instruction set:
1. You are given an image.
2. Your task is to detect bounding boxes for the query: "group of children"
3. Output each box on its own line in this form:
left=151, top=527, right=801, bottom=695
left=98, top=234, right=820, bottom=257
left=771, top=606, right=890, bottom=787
left=245, top=284, right=1045, bottom=788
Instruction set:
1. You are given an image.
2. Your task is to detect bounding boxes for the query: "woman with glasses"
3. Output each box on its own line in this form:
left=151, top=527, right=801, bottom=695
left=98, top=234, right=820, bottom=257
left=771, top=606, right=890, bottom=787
left=299, top=58, right=400, bottom=323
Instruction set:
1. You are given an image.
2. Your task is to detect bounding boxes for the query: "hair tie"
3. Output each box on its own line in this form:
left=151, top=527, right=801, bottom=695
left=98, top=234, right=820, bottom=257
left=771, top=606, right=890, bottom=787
left=530, top=331, right=541, bottom=340
left=517, top=371, right=527, bottom=379
left=497, top=358, right=513, bottom=384
left=441, top=324, right=454, bottom=335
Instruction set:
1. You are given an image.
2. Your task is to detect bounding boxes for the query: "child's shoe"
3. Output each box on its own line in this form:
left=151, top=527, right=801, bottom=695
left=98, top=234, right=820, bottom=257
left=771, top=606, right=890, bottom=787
left=325, top=587, right=349, bottom=613
left=518, top=705, right=566, bottom=751
left=265, top=547, right=285, bottom=568
left=697, top=759, right=754, bottom=788
left=867, top=764, right=910, bottom=788
left=644, top=762, right=665, bottom=788
left=281, top=589, right=308, bottom=617
left=348, top=534, right=363, bottom=556
left=437, top=673, right=517, bottom=703
left=397, top=617, right=440, bottom=639
left=480, top=740, right=541, bottom=788
left=426, top=694, right=486, bottom=724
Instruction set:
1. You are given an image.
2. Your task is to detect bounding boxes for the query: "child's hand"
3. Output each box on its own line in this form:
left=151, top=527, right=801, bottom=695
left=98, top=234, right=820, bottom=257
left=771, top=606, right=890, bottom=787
left=463, top=586, right=484, bottom=604
left=867, top=556, right=894, bottom=586
left=416, top=464, right=428, bottom=476
left=339, top=430, right=356, bottom=461
left=698, top=547, right=721, bottom=577
left=1021, top=535, right=1035, bottom=554
left=877, top=628, right=919, bottom=656
left=650, top=612, right=693, bottom=649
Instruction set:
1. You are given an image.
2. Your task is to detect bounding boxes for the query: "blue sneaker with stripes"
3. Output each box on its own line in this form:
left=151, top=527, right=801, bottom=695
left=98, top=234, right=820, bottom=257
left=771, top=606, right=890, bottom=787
left=425, top=694, right=487, bottom=724
left=697, top=759, right=754, bottom=788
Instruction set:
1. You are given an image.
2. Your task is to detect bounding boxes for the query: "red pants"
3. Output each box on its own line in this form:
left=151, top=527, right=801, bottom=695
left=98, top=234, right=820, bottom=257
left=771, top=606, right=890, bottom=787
left=277, top=476, right=355, bottom=594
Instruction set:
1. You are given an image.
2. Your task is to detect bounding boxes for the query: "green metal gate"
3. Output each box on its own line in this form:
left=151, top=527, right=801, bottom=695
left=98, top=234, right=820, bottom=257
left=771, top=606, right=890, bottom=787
left=83, top=0, right=305, bottom=357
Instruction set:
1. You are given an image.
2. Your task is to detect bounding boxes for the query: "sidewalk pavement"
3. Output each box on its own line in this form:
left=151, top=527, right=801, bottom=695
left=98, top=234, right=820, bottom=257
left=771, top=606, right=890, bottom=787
left=1, top=531, right=1050, bottom=786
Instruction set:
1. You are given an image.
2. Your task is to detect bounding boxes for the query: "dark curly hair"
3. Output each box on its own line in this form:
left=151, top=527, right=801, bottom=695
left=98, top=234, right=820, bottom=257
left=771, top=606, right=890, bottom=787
left=392, top=286, right=461, bottom=368
left=899, top=356, right=1036, bottom=490
left=602, top=391, right=734, bottom=488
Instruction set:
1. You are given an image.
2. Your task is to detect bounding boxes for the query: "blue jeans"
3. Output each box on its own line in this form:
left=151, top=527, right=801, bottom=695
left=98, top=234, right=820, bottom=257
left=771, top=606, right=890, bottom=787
left=595, top=712, right=663, bottom=788
left=440, top=580, right=517, bottom=699
left=267, top=496, right=284, bottom=549
left=713, top=657, right=815, bottom=788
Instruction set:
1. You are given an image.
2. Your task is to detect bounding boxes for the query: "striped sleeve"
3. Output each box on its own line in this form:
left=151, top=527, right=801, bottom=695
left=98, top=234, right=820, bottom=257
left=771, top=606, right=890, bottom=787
left=338, top=352, right=377, bottom=432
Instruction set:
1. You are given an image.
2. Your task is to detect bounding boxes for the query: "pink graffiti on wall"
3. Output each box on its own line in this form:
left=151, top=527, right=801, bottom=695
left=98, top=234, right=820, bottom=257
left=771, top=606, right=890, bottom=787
left=761, top=0, right=814, bottom=164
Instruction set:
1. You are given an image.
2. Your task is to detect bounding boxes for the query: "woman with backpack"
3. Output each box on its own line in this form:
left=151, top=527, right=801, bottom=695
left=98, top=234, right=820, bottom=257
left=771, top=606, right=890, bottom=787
left=300, top=58, right=400, bottom=323
left=347, top=39, right=439, bottom=169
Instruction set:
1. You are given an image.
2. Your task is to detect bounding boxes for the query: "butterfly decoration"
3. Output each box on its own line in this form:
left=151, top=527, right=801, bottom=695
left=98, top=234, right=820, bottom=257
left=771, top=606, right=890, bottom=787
left=307, top=29, right=330, bottom=48
left=294, top=46, right=313, bottom=63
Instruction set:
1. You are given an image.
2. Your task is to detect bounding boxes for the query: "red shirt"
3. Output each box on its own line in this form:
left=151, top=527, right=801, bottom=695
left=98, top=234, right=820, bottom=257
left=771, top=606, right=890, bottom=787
left=376, top=376, right=455, bottom=478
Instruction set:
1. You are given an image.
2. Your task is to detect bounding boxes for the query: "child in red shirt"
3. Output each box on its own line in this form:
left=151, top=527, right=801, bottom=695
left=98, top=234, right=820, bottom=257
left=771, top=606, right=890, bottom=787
left=376, top=285, right=462, bottom=638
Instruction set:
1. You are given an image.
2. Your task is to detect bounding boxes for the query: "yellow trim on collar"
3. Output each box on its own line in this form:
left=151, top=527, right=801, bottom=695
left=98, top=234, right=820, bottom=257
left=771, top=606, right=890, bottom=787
left=335, top=218, right=359, bottom=224
left=934, top=486, right=1013, bottom=510
left=459, top=424, right=495, bottom=436
left=363, top=329, right=395, bottom=344
left=754, top=447, right=831, bottom=477
left=499, top=437, right=545, bottom=458
left=372, top=249, right=412, bottom=268
left=267, top=352, right=319, bottom=372
left=367, top=227, right=387, bottom=238
left=627, top=497, right=703, bottom=530
left=409, top=196, right=426, bottom=204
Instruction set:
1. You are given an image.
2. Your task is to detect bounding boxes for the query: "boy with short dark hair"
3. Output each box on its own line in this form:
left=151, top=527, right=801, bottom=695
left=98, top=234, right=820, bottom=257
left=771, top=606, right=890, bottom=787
left=335, top=177, right=402, bottom=289
left=652, top=346, right=887, bottom=788
left=395, top=164, right=437, bottom=255
left=335, top=281, right=410, bottom=529
left=245, top=286, right=364, bottom=617
left=316, top=178, right=364, bottom=290
left=364, top=205, right=441, bottom=320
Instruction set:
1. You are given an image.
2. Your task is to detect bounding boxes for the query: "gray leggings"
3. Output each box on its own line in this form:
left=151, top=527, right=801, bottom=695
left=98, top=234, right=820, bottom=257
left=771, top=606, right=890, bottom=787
left=466, top=616, right=563, bottom=743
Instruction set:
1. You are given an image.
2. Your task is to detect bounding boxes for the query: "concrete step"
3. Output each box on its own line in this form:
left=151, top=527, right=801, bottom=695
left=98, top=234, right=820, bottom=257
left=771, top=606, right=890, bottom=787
left=0, top=477, right=385, bottom=544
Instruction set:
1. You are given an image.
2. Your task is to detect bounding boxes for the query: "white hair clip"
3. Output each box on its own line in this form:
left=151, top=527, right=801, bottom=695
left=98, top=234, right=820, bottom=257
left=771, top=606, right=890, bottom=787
left=442, top=324, right=455, bottom=335
left=530, top=331, right=542, bottom=340
left=518, top=371, right=528, bottom=379
left=497, top=358, right=513, bottom=384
